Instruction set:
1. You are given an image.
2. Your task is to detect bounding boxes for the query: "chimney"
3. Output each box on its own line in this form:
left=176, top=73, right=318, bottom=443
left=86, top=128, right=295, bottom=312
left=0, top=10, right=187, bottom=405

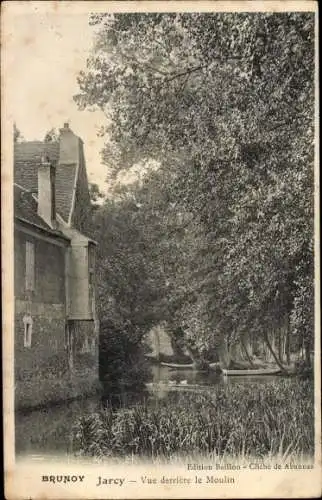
left=37, top=156, right=57, bottom=229
left=59, top=122, right=80, bottom=164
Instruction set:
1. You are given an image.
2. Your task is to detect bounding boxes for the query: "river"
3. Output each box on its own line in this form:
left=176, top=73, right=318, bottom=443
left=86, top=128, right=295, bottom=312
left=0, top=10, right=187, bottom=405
left=15, top=364, right=282, bottom=459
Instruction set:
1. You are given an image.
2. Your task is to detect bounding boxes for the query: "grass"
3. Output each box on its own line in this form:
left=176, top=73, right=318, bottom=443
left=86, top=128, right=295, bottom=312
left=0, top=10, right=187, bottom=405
left=72, top=379, right=314, bottom=461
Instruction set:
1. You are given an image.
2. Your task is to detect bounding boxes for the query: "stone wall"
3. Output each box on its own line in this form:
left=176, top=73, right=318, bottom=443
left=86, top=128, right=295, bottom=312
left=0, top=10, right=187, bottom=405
left=14, top=230, right=65, bottom=303
left=15, top=307, right=67, bottom=380
left=14, top=227, right=100, bottom=409
left=14, top=229, right=67, bottom=380
left=69, top=319, right=98, bottom=374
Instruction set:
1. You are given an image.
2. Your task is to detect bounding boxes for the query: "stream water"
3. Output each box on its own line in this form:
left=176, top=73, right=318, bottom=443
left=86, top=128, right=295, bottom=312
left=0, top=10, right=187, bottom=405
left=15, top=364, right=282, bottom=458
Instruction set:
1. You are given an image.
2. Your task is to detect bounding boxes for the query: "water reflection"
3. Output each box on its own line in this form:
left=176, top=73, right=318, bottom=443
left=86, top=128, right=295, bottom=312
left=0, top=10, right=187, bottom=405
left=150, top=364, right=221, bottom=386
left=147, top=364, right=281, bottom=398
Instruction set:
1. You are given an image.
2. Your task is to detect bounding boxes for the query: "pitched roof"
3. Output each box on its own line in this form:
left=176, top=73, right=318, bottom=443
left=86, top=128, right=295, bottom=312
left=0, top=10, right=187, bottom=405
left=55, top=164, right=77, bottom=222
left=14, top=184, right=69, bottom=240
left=14, top=142, right=77, bottom=222
left=14, top=141, right=59, bottom=164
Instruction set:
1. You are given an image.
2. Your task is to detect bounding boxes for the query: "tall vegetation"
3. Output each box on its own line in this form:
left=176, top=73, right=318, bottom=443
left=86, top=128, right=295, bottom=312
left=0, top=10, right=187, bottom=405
left=73, top=380, right=314, bottom=460
left=76, top=13, right=315, bottom=371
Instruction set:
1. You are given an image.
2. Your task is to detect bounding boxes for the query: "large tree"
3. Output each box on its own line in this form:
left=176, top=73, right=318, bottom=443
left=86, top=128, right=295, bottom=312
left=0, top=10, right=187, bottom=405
left=76, top=12, right=315, bottom=368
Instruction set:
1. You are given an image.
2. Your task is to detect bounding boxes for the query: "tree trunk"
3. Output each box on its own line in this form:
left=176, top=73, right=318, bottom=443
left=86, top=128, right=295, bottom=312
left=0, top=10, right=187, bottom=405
left=282, top=329, right=287, bottom=363
left=247, top=334, right=253, bottom=357
left=241, top=336, right=255, bottom=367
left=185, top=345, right=198, bottom=366
left=278, top=326, right=283, bottom=364
left=304, top=339, right=312, bottom=366
left=264, top=332, right=288, bottom=373
left=264, top=332, right=273, bottom=362
left=170, top=336, right=185, bottom=359
left=230, top=341, right=244, bottom=362
left=153, top=329, right=160, bottom=361
left=270, top=331, right=276, bottom=362
left=218, top=338, right=231, bottom=369
left=301, top=337, right=305, bottom=360
left=286, top=321, right=291, bottom=365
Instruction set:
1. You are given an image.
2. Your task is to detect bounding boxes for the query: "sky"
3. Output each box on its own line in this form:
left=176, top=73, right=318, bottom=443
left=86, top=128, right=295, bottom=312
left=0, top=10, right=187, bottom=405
left=6, top=11, right=109, bottom=191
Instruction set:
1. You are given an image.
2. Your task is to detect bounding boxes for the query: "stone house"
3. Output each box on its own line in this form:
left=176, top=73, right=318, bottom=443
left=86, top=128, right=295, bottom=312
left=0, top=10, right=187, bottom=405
left=14, top=123, right=99, bottom=407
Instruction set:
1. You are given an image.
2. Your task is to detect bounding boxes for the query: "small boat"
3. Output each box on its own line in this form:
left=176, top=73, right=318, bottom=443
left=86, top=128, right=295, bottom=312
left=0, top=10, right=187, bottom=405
left=160, top=362, right=195, bottom=369
left=221, top=367, right=281, bottom=376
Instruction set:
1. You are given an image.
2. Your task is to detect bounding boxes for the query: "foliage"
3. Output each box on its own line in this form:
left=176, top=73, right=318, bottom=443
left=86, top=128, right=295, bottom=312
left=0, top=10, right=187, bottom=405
left=13, top=123, right=24, bottom=143
left=291, top=272, right=315, bottom=359
left=89, top=182, right=105, bottom=213
left=72, top=379, right=314, bottom=460
left=76, top=13, right=315, bottom=366
left=93, top=194, right=165, bottom=330
left=99, top=319, right=150, bottom=393
left=44, top=127, right=59, bottom=142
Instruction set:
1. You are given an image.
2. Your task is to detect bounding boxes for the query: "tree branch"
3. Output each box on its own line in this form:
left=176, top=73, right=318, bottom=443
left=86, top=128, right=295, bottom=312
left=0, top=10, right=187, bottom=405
left=160, top=56, right=243, bottom=85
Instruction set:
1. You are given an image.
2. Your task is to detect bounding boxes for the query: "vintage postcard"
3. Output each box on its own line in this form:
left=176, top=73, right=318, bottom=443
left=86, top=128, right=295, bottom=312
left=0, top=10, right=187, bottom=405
left=1, top=1, right=321, bottom=498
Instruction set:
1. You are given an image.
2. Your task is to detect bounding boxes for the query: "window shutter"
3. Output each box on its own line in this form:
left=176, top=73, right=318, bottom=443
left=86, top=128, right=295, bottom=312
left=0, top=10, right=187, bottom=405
left=25, top=241, right=35, bottom=291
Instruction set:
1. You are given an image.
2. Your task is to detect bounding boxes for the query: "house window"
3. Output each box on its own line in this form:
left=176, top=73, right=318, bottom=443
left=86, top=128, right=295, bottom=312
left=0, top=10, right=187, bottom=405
left=23, top=315, right=33, bottom=348
left=25, top=241, right=35, bottom=291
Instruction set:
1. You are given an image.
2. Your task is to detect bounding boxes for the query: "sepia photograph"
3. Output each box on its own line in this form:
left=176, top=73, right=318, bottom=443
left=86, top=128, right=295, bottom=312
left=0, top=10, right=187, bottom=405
left=2, top=1, right=320, bottom=498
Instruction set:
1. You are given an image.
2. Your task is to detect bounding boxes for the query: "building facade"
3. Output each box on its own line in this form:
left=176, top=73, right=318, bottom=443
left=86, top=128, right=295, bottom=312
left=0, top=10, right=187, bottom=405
left=14, top=123, right=99, bottom=408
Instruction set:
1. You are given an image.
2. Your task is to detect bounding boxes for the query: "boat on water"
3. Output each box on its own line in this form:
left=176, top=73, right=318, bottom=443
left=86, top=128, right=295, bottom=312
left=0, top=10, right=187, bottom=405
left=160, top=362, right=195, bottom=369
left=160, top=361, right=281, bottom=375
left=221, top=367, right=281, bottom=376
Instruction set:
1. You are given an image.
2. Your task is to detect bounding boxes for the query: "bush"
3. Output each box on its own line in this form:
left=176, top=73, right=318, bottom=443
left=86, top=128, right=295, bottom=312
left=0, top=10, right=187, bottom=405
left=99, top=320, right=151, bottom=394
left=294, top=359, right=314, bottom=379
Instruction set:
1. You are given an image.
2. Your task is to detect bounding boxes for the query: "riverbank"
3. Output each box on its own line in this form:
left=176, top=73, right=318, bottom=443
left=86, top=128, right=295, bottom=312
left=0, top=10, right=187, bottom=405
left=147, top=353, right=312, bottom=377
left=72, top=379, right=314, bottom=461
left=15, top=372, right=101, bottom=412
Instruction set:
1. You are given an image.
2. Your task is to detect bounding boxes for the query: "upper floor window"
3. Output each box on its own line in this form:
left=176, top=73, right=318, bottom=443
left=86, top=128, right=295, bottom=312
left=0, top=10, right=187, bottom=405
left=25, top=241, right=35, bottom=291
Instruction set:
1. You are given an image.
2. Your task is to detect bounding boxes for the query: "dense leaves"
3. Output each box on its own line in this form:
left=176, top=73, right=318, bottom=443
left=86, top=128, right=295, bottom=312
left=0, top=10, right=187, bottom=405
left=76, top=12, right=315, bottom=367
left=44, top=128, right=59, bottom=142
left=13, top=123, right=24, bottom=143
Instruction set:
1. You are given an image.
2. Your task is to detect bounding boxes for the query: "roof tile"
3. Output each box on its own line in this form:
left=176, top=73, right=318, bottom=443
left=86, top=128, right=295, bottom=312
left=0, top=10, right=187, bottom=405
left=14, top=184, right=68, bottom=239
left=14, top=141, right=59, bottom=164
left=14, top=142, right=77, bottom=222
